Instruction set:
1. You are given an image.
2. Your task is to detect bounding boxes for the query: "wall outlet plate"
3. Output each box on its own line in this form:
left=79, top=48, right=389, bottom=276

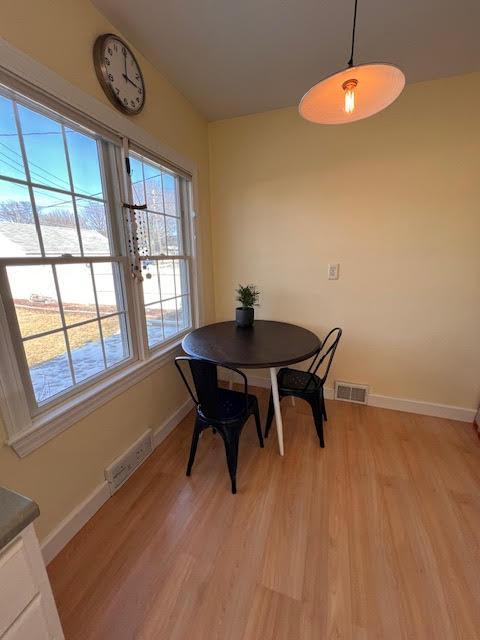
left=328, top=263, right=339, bottom=280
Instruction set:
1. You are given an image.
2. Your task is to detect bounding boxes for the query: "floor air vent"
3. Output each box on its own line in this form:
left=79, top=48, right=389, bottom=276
left=105, top=429, right=153, bottom=494
left=334, top=381, right=369, bottom=405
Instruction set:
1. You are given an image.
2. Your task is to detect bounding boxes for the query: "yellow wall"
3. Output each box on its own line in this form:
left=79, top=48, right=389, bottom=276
left=209, top=73, right=480, bottom=410
left=0, top=0, right=214, bottom=540
left=1, top=0, right=479, bottom=545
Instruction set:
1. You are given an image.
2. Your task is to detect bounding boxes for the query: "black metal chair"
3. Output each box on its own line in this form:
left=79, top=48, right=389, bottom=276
left=265, top=328, right=342, bottom=447
left=174, top=356, right=264, bottom=494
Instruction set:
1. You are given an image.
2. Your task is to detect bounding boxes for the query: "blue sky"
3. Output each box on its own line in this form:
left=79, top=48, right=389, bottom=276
left=0, top=92, right=177, bottom=215
left=0, top=90, right=179, bottom=255
left=0, top=94, right=103, bottom=204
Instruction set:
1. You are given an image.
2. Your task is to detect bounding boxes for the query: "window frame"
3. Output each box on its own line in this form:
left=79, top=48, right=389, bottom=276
left=126, top=149, right=194, bottom=355
left=0, top=67, right=200, bottom=457
left=0, top=88, right=139, bottom=415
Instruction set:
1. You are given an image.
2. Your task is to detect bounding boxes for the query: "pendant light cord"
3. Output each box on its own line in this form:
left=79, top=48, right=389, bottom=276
left=347, top=0, right=358, bottom=67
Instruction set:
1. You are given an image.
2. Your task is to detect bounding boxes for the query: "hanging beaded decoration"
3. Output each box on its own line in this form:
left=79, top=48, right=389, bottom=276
left=123, top=202, right=148, bottom=281
left=122, top=151, right=148, bottom=282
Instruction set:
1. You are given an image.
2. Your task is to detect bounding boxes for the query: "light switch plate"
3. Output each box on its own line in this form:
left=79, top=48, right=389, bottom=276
left=328, top=263, right=339, bottom=280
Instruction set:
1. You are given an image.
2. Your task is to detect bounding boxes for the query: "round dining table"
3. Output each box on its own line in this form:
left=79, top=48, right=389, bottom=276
left=182, top=320, right=321, bottom=455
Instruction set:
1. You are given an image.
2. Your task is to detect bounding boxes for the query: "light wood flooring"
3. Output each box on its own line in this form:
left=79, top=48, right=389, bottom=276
left=48, top=388, right=480, bottom=639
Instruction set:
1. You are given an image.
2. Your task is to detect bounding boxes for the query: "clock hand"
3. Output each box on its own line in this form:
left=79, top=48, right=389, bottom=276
left=123, top=50, right=128, bottom=81
left=122, top=73, right=139, bottom=89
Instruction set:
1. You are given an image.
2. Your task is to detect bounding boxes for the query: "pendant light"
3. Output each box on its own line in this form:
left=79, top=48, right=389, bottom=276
left=299, top=0, right=405, bottom=124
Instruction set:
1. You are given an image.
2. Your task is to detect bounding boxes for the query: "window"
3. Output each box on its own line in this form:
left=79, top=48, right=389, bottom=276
left=129, top=152, right=191, bottom=349
left=0, top=82, right=195, bottom=434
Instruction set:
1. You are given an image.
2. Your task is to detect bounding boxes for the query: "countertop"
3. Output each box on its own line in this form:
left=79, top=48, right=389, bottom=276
left=0, top=486, right=39, bottom=551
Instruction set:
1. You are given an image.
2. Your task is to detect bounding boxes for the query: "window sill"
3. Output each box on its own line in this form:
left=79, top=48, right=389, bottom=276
left=7, top=336, right=187, bottom=458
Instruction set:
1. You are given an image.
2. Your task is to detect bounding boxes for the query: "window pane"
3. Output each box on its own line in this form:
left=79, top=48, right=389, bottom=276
left=145, top=303, right=164, bottom=348
left=102, top=314, right=129, bottom=367
left=18, top=105, right=71, bottom=191
left=162, top=299, right=178, bottom=338
left=65, top=128, right=103, bottom=197
left=166, top=216, right=182, bottom=255
left=24, top=332, right=73, bottom=403
left=56, top=263, right=97, bottom=324
left=33, top=187, right=80, bottom=255
left=159, top=260, right=176, bottom=299
left=92, top=262, right=124, bottom=315
left=174, top=260, right=189, bottom=296
left=147, top=212, right=167, bottom=255
left=176, top=295, right=190, bottom=332
left=162, top=173, right=177, bottom=216
left=129, top=156, right=145, bottom=204
left=76, top=198, right=110, bottom=255
left=144, top=161, right=163, bottom=212
left=141, top=260, right=160, bottom=303
left=68, top=321, right=105, bottom=382
left=0, top=180, right=40, bottom=256
left=0, top=96, right=25, bottom=180
left=7, top=265, right=61, bottom=337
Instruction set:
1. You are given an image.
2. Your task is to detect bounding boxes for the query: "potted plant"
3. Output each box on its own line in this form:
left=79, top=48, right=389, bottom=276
left=235, top=284, right=259, bottom=328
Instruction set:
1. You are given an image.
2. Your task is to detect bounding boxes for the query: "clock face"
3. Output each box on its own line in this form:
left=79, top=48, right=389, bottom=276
left=94, top=34, right=145, bottom=115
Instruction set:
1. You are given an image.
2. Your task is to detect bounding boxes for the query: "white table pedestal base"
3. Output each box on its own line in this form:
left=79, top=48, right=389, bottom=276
left=269, top=367, right=284, bottom=456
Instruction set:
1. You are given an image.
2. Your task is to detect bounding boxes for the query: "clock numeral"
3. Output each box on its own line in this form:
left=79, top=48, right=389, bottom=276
left=113, top=43, right=118, bottom=52
left=115, top=87, right=120, bottom=95
left=122, top=47, right=127, bottom=56
left=104, top=57, right=110, bottom=66
left=108, top=73, right=114, bottom=82
left=136, top=97, right=140, bottom=103
left=107, top=47, right=112, bottom=55
left=135, top=73, right=140, bottom=81
left=130, top=100, right=135, bottom=108
left=123, top=97, right=128, bottom=105
left=138, top=88, right=143, bottom=95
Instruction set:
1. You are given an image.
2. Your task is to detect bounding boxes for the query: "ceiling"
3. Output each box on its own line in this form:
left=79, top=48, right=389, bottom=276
left=92, top=0, right=480, bottom=121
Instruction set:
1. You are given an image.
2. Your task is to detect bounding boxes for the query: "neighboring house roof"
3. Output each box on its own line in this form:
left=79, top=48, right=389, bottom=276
left=0, top=222, right=109, bottom=255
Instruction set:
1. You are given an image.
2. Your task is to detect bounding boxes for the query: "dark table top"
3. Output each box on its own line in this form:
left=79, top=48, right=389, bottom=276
left=182, top=320, right=321, bottom=369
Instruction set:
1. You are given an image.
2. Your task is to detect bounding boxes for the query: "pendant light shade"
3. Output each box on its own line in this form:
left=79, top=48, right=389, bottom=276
left=299, top=0, right=405, bottom=125
left=299, top=63, right=405, bottom=124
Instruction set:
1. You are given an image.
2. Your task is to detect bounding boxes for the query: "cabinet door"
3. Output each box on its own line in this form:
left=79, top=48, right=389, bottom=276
left=0, top=540, right=38, bottom=635
left=2, top=596, right=49, bottom=640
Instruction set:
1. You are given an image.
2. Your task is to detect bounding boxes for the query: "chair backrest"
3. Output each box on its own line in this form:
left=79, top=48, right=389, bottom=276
left=308, top=327, right=342, bottom=385
left=174, top=356, right=248, bottom=422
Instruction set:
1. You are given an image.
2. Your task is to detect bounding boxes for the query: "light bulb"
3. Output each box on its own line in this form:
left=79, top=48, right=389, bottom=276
left=342, top=79, right=358, bottom=114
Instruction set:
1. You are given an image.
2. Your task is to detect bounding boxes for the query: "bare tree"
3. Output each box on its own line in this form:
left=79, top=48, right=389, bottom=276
left=0, top=200, right=33, bottom=223
left=78, top=200, right=107, bottom=236
left=0, top=199, right=107, bottom=236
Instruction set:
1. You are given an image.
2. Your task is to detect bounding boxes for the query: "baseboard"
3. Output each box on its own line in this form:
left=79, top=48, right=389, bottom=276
left=41, top=397, right=193, bottom=565
left=367, top=394, right=476, bottom=422
left=226, top=373, right=475, bottom=423
left=152, top=398, right=193, bottom=448
left=41, top=481, right=110, bottom=565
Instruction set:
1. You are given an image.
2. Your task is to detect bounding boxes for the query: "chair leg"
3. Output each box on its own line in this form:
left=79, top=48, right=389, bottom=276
left=186, top=417, right=202, bottom=476
left=253, top=402, right=264, bottom=448
left=311, top=396, right=325, bottom=448
left=222, top=429, right=240, bottom=494
left=264, top=391, right=275, bottom=438
left=321, top=388, right=328, bottom=422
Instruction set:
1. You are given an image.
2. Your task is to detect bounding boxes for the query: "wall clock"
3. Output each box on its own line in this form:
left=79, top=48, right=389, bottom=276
left=93, top=34, right=146, bottom=115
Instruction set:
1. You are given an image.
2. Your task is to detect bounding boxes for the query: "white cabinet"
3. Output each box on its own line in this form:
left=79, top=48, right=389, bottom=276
left=3, top=597, right=50, bottom=640
left=0, top=524, right=63, bottom=640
